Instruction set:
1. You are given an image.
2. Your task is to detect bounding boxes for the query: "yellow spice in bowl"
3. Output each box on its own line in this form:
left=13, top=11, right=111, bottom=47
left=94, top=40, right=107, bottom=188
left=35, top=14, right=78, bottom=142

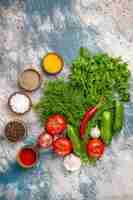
left=42, top=53, right=64, bottom=74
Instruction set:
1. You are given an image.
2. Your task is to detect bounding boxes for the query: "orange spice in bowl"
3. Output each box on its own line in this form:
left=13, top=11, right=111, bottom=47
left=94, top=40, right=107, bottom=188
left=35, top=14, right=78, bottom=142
left=42, top=52, right=64, bottom=75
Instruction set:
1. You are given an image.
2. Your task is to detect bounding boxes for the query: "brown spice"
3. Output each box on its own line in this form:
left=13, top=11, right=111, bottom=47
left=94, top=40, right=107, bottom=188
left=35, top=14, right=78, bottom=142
left=18, top=69, right=41, bottom=92
left=5, top=120, right=27, bottom=142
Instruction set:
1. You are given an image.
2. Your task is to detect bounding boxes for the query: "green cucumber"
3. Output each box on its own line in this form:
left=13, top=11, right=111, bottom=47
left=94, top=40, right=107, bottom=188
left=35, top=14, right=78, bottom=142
left=113, top=100, right=124, bottom=133
left=101, top=111, right=112, bottom=145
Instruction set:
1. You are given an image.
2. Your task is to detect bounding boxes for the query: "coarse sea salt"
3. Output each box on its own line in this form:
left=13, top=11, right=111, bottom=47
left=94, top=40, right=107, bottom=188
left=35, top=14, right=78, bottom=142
left=9, top=93, right=31, bottom=114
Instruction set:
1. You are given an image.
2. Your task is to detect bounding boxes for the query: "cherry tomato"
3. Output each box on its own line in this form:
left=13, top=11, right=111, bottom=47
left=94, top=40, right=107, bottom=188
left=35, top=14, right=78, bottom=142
left=46, top=114, right=66, bottom=136
left=87, top=139, right=105, bottom=159
left=37, top=133, right=53, bottom=148
left=53, top=138, right=73, bottom=156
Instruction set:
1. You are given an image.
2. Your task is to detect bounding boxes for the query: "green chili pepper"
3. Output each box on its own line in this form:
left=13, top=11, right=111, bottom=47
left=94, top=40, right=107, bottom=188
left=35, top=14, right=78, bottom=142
left=67, top=125, right=89, bottom=162
left=67, top=125, right=81, bottom=157
left=80, top=141, right=89, bottom=162
left=101, top=111, right=112, bottom=145
left=113, top=100, right=124, bottom=133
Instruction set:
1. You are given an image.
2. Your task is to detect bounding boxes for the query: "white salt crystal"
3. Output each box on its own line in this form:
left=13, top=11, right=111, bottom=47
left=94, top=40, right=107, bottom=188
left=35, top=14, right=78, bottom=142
left=10, top=93, right=30, bottom=114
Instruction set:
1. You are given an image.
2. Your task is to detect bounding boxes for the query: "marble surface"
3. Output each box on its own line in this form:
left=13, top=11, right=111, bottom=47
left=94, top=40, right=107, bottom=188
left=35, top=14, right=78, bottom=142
left=0, top=0, right=133, bottom=199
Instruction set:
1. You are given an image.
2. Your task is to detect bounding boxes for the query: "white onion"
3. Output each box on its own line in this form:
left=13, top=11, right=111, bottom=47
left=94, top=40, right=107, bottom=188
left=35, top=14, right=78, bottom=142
left=63, top=154, right=81, bottom=172
left=37, top=133, right=53, bottom=148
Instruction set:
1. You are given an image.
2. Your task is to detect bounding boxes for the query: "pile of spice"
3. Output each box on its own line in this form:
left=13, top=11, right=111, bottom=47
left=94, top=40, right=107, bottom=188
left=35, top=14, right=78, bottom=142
left=17, top=146, right=38, bottom=168
left=18, top=69, right=41, bottom=92
left=42, top=52, right=64, bottom=74
left=8, top=92, right=32, bottom=114
left=5, top=120, right=27, bottom=142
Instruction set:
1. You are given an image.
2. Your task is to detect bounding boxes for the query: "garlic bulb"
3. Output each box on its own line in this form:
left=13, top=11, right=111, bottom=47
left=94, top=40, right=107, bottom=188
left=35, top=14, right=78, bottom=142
left=90, top=126, right=101, bottom=138
left=63, top=154, right=81, bottom=172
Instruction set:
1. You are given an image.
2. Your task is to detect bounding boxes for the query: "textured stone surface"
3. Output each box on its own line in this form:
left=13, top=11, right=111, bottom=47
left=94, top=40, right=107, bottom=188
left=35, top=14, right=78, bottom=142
left=0, top=0, right=133, bottom=200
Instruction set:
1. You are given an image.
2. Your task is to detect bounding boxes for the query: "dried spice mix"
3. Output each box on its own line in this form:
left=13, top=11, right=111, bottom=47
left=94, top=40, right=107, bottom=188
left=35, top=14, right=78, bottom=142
left=18, top=69, right=41, bottom=92
left=5, top=120, right=27, bottom=142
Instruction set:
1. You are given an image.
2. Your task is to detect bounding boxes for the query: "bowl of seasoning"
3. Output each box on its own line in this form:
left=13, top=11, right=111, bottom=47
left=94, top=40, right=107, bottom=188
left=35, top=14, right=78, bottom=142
left=5, top=120, right=27, bottom=143
left=18, top=68, right=42, bottom=92
left=8, top=92, right=32, bottom=115
left=16, top=145, right=39, bottom=168
left=42, top=52, right=64, bottom=75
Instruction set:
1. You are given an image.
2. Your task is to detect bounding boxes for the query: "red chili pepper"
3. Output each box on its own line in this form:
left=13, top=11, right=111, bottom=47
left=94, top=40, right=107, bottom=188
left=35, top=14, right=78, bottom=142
left=80, top=97, right=105, bottom=139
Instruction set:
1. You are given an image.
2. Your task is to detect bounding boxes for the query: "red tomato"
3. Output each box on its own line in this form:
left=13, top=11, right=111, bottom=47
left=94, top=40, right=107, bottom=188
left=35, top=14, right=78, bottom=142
left=46, top=114, right=66, bottom=136
left=87, top=139, right=105, bottom=159
left=37, top=133, right=53, bottom=148
left=53, top=138, right=73, bottom=156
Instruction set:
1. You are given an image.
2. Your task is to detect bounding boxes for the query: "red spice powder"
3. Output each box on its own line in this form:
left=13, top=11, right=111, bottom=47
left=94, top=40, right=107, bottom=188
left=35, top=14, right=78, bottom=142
left=19, top=148, right=37, bottom=166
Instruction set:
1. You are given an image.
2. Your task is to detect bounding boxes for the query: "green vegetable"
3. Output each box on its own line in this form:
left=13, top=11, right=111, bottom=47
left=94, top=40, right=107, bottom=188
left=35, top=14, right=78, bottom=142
left=33, top=47, right=130, bottom=165
left=101, top=111, right=112, bottom=145
left=70, top=48, right=130, bottom=103
left=34, top=47, right=130, bottom=134
left=67, top=125, right=89, bottom=162
left=67, top=125, right=81, bottom=156
left=85, top=117, right=96, bottom=139
left=34, top=79, right=88, bottom=128
left=80, top=141, right=89, bottom=162
left=80, top=140, right=97, bottom=165
left=67, top=125, right=96, bottom=163
left=113, top=100, right=124, bottom=133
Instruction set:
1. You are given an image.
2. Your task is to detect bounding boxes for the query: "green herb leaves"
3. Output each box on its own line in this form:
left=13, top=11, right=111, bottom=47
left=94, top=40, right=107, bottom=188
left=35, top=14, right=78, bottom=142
left=34, top=78, right=88, bottom=127
left=70, top=47, right=130, bottom=103
left=34, top=47, right=130, bottom=129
